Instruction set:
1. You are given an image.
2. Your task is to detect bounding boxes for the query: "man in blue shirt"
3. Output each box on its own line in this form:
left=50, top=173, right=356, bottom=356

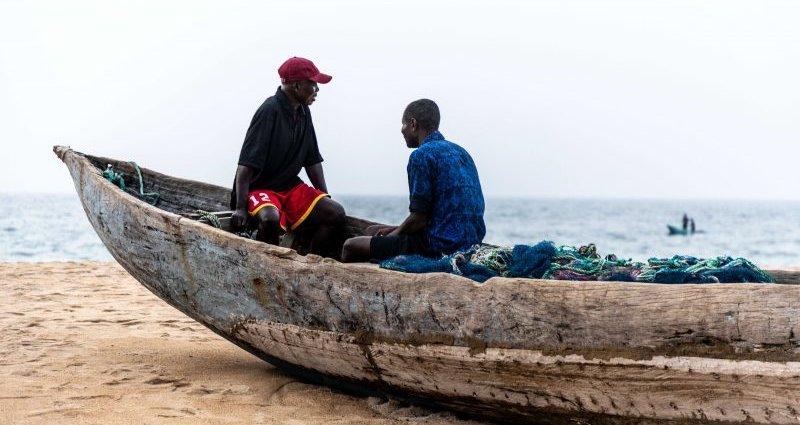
left=341, top=99, right=486, bottom=262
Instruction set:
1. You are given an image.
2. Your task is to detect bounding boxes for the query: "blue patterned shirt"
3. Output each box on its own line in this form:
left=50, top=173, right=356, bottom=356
left=407, top=131, right=486, bottom=254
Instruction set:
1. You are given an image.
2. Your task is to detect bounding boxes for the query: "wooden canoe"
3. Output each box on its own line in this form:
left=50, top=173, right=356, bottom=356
left=54, top=146, right=800, bottom=425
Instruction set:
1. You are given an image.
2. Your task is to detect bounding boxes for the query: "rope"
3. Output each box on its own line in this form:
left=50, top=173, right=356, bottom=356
left=194, top=210, right=255, bottom=239
left=196, top=210, right=221, bottom=228
left=469, top=245, right=512, bottom=276
left=449, top=254, right=465, bottom=275
left=130, top=162, right=160, bottom=206
left=102, top=165, right=125, bottom=190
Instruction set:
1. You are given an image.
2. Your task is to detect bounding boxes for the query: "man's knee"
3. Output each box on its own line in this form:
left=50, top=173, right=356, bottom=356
left=256, top=207, right=281, bottom=230
left=341, top=236, right=370, bottom=263
left=341, top=238, right=355, bottom=262
left=319, top=199, right=346, bottom=225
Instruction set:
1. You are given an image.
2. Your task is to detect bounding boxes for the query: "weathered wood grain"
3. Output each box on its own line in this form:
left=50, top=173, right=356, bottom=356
left=54, top=145, right=800, bottom=424
left=237, top=321, right=800, bottom=424
left=765, top=269, right=800, bottom=285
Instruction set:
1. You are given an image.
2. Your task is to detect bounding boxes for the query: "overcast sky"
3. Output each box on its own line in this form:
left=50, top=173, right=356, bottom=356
left=2, top=0, right=799, bottom=200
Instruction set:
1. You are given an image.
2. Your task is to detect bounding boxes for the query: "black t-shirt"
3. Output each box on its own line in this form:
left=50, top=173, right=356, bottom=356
left=232, top=87, right=324, bottom=205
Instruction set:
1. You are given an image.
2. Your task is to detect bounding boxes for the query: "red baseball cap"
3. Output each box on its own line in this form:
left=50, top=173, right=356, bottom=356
left=278, top=57, right=332, bottom=84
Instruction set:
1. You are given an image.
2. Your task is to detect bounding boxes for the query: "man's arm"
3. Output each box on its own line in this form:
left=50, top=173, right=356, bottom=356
left=305, top=162, right=328, bottom=193
left=231, top=165, right=255, bottom=229
left=387, top=211, right=427, bottom=236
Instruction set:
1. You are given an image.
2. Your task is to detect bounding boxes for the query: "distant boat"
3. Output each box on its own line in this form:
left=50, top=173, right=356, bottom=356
left=55, top=146, right=800, bottom=425
left=668, top=225, right=703, bottom=236
left=667, top=224, right=689, bottom=235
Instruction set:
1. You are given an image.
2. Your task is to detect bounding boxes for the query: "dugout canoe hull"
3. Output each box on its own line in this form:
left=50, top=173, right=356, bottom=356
left=55, top=145, right=800, bottom=425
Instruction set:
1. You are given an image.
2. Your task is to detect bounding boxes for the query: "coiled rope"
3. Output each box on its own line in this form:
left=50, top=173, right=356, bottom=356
left=130, top=162, right=160, bottom=206
left=102, top=162, right=160, bottom=206
left=195, top=210, right=221, bottom=228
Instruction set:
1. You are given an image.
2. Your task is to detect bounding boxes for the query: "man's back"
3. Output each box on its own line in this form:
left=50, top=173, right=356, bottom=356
left=407, top=131, right=485, bottom=254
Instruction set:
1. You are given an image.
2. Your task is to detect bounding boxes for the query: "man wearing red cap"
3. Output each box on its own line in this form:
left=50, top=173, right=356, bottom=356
left=230, top=57, right=345, bottom=256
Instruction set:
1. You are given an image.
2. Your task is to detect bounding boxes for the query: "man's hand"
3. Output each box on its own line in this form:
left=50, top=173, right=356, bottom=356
left=366, top=224, right=397, bottom=237
left=231, top=208, right=249, bottom=230
left=375, top=226, right=397, bottom=237
left=390, top=211, right=427, bottom=236
left=232, top=165, right=255, bottom=230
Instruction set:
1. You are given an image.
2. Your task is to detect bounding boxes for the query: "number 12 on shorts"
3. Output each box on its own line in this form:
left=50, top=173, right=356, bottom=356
left=250, top=193, right=271, bottom=208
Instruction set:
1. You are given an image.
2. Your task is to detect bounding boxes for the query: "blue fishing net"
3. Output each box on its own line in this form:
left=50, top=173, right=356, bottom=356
left=380, top=252, right=500, bottom=283
left=379, top=241, right=775, bottom=284
left=508, top=241, right=555, bottom=279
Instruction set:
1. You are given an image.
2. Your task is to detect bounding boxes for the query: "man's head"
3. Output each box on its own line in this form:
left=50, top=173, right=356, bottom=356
left=401, top=99, right=440, bottom=148
left=278, top=57, right=332, bottom=106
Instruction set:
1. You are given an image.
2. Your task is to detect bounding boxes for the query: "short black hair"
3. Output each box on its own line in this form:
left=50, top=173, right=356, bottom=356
left=403, top=99, right=440, bottom=131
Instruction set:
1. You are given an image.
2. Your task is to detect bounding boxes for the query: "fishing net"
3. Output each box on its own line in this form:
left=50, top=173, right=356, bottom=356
left=379, top=241, right=775, bottom=284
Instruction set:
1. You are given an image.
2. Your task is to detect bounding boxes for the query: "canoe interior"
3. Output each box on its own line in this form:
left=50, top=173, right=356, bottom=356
left=84, top=153, right=799, bottom=284
left=83, top=154, right=800, bottom=285
left=85, top=154, right=373, bottom=260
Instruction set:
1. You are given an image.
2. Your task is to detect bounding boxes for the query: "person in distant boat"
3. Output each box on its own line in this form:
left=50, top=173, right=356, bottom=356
left=682, top=213, right=689, bottom=231
left=340, top=99, right=486, bottom=262
left=230, top=57, right=346, bottom=255
left=690, top=218, right=696, bottom=234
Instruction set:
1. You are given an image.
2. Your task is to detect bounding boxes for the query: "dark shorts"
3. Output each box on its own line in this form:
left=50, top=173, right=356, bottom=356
left=370, top=233, right=434, bottom=262
left=247, top=183, right=329, bottom=231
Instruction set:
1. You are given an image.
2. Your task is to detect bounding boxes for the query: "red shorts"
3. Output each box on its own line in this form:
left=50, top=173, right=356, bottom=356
left=247, top=183, right=329, bottom=231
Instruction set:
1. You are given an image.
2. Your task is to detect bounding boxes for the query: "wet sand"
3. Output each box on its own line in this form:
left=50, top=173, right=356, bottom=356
left=0, top=262, right=488, bottom=425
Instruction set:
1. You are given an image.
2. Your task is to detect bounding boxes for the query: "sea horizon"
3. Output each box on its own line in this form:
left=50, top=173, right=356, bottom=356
left=1, top=193, right=798, bottom=268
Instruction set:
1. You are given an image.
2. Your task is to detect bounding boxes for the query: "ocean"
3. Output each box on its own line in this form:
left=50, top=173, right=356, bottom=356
left=1, top=193, right=799, bottom=268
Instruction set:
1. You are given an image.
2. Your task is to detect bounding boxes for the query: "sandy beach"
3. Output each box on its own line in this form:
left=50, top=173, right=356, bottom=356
left=0, top=262, right=487, bottom=425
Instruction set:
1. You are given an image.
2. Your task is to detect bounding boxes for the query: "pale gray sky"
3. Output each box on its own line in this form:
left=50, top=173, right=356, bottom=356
left=2, top=0, right=799, bottom=199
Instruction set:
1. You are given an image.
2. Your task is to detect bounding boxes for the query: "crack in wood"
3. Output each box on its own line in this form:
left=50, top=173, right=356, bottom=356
left=326, top=284, right=348, bottom=320
left=428, top=303, right=445, bottom=331
left=390, top=293, right=404, bottom=329
left=736, top=302, right=742, bottom=340
left=381, top=289, right=390, bottom=327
